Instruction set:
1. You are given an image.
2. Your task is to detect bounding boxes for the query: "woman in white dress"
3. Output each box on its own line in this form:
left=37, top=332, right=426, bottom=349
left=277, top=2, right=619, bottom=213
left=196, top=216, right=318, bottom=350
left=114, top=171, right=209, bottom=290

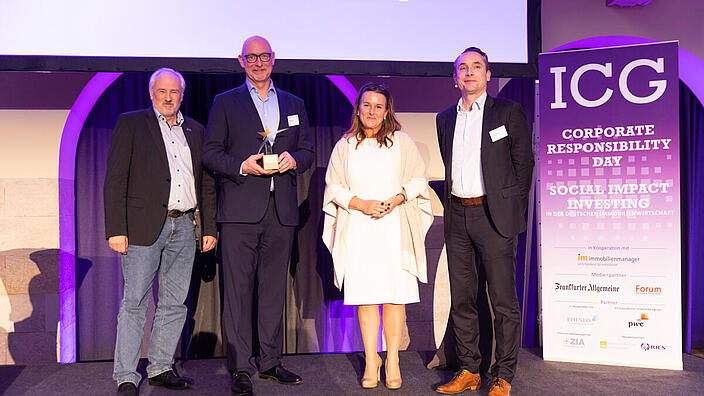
left=322, top=83, right=434, bottom=390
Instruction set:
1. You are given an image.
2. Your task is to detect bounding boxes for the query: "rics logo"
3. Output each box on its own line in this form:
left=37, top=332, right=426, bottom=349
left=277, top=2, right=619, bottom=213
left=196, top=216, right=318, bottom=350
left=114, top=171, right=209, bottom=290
left=641, top=342, right=666, bottom=351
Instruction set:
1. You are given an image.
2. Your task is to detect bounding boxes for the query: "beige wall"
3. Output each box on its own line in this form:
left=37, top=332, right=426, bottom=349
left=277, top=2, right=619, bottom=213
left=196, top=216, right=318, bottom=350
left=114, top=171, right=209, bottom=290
left=0, top=110, right=68, bottom=179
left=0, top=109, right=66, bottom=364
left=396, top=113, right=445, bottom=182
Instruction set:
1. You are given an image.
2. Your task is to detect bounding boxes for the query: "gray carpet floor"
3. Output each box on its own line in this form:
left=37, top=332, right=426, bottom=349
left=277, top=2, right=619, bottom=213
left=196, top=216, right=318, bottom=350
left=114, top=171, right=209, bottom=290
left=1, top=348, right=703, bottom=395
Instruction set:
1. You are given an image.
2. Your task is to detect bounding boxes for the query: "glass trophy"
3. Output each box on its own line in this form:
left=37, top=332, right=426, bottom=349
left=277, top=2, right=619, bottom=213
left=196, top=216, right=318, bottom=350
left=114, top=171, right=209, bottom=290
left=258, top=127, right=279, bottom=170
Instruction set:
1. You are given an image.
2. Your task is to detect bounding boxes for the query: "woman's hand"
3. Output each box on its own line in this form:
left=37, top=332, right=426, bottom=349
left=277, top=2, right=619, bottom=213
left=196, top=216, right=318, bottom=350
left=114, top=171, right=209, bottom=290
left=377, top=193, right=405, bottom=218
left=349, top=197, right=387, bottom=218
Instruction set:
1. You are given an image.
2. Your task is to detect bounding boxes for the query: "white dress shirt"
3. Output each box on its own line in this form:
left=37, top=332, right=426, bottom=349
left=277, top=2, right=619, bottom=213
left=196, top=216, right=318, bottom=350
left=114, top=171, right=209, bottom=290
left=451, top=92, right=487, bottom=198
left=155, top=108, right=197, bottom=211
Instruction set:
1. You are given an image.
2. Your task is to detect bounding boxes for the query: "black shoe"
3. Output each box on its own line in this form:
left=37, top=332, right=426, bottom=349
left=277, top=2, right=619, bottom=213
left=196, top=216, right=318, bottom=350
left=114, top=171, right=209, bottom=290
left=117, top=382, right=137, bottom=396
left=259, top=365, right=302, bottom=385
left=148, top=370, right=192, bottom=390
left=231, top=371, right=253, bottom=395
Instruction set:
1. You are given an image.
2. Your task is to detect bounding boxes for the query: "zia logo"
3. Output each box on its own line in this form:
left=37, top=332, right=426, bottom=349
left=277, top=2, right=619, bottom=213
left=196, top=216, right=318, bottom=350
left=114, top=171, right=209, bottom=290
left=564, top=338, right=585, bottom=346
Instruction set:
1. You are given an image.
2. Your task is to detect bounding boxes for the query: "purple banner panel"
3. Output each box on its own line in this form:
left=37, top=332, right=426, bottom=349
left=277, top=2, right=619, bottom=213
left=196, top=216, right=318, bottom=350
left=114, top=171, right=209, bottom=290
left=538, top=42, right=681, bottom=369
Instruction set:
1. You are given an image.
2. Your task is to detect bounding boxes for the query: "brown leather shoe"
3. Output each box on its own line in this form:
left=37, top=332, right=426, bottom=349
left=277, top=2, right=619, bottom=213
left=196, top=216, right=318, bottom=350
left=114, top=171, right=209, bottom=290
left=435, top=369, right=481, bottom=394
left=488, top=377, right=511, bottom=396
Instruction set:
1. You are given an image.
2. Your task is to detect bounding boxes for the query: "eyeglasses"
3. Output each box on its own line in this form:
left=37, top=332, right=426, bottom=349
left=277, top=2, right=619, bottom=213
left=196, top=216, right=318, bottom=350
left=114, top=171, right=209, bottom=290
left=243, top=52, right=272, bottom=63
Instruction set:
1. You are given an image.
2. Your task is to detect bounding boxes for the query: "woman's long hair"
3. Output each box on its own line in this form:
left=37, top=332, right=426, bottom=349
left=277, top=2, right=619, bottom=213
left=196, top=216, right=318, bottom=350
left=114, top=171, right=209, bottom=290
left=345, top=83, right=402, bottom=148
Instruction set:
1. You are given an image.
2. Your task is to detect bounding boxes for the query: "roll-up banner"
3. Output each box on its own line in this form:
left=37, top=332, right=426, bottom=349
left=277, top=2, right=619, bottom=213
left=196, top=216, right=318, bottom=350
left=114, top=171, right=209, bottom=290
left=538, top=41, right=682, bottom=370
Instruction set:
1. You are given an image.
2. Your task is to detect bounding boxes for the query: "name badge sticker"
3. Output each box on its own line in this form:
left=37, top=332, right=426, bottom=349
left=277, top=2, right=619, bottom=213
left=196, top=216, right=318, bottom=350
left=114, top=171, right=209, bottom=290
left=287, top=114, right=300, bottom=127
left=489, top=125, right=508, bottom=142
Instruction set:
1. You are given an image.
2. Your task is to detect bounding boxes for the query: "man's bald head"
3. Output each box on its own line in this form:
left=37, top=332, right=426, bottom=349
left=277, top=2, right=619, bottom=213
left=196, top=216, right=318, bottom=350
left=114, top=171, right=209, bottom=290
left=241, top=35, right=272, bottom=56
left=238, top=35, right=275, bottom=88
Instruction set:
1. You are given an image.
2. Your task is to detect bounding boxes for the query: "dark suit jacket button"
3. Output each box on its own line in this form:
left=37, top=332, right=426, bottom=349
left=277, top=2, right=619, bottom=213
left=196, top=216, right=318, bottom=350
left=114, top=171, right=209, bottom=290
left=162, top=204, right=167, bottom=208
left=166, top=178, right=171, bottom=182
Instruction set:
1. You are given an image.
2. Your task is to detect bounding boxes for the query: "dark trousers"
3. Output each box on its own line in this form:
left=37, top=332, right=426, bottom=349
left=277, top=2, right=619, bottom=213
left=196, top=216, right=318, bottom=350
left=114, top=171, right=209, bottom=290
left=220, top=195, right=294, bottom=375
left=446, top=199, right=520, bottom=382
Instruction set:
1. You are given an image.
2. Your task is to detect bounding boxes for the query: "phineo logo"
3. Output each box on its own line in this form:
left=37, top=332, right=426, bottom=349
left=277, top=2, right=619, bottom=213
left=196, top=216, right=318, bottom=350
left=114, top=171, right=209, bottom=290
left=641, top=342, right=666, bottom=351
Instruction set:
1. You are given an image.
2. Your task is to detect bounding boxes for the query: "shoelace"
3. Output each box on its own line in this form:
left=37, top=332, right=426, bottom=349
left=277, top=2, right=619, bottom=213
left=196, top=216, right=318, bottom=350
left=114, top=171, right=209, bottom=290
left=492, top=378, right=505, bottom=388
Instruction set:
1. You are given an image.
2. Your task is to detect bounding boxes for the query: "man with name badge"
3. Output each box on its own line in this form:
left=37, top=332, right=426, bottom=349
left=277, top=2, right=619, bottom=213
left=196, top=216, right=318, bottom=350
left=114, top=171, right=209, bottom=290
left=202, top=35, right=314, bottom=396
left=104, top=67, right=217, bottom=396
left=434, top=47, right=534, bottom=396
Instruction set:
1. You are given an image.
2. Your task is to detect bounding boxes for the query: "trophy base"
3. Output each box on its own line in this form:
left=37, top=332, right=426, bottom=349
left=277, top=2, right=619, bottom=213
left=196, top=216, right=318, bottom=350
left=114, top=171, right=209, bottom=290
left=263, top=154, right=279, bottom=170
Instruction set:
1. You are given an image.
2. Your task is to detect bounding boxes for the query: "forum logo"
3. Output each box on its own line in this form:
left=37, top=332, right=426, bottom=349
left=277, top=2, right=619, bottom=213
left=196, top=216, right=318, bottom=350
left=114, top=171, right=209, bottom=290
left=635, top=284, right=662, bottom=295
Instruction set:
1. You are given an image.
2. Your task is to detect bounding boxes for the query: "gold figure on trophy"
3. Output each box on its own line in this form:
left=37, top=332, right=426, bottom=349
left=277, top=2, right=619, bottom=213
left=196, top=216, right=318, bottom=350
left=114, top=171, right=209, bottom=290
left=258, top=126, right=279, bottom=170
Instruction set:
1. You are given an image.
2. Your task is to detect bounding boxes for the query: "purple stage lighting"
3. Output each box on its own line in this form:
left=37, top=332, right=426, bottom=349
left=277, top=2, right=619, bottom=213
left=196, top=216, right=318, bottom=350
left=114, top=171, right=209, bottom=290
left=57, top=73, right=355, bottom=362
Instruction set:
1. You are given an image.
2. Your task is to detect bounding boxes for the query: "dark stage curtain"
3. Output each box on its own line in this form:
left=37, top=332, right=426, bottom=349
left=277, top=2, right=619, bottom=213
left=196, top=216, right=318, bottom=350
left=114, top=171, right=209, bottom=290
left=75, top=72, right=352, bottom=360
left=680, top=82, right=704, bottom=352
left=75, top=72, right=152, bottom=361
left=497, top=78, right=540, bottom=348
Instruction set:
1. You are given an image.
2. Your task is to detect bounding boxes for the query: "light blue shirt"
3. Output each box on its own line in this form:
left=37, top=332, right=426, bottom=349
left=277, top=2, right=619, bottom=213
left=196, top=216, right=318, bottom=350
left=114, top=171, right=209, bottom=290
left=451, top=92, right=487, bottom=198
left=246, top=79, right=280, bottom=145
left=243, top=80, right=280, bottom=190
left=153, top=108, right=197, bottom=211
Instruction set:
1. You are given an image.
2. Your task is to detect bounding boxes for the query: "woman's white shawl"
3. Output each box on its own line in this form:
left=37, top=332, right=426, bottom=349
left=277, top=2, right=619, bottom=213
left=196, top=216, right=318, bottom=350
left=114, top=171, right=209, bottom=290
left=322, top=132, right=434, bottom=290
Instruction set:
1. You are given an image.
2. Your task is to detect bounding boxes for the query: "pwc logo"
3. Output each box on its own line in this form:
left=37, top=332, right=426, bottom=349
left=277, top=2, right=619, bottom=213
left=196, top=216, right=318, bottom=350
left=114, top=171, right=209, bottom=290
left=627, top=313, right=649, bottom=328
left=635, top=284, right=662, bottom=295
left=641, top=342, right=666, bottom=351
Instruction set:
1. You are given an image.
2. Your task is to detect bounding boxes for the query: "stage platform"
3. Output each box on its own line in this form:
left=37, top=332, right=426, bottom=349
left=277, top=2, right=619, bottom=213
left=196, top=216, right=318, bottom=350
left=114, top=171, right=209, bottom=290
left=1, top=348, right=703, bottom=395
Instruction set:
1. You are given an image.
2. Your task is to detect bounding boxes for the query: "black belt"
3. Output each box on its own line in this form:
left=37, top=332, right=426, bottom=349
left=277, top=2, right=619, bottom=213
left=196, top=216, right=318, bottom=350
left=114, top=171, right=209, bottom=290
left=167, top=208, right=194, bottom=218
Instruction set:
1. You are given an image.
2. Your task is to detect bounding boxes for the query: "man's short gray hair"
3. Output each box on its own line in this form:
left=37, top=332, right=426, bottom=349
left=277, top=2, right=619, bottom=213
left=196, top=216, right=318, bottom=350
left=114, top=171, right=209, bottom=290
left=148, top=67, right=186, bottom=93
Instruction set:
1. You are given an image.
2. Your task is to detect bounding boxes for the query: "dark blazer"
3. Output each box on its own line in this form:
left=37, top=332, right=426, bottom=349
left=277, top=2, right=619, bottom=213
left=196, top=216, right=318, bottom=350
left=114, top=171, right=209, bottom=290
left=104, top=108, right=217, bottom=246
left=202, top=84, right=314, bottom=226
left=436, top=95, right=534, bottom=238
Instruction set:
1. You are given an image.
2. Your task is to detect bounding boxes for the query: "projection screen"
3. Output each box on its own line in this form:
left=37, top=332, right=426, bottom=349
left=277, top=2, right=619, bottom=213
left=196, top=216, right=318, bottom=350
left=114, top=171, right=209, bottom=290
left=0, top=0, right=539, bottom=77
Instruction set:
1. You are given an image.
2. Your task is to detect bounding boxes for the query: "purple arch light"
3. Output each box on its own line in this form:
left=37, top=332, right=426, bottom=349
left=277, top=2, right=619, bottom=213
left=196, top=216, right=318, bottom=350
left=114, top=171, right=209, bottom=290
left=57, top=72, right=354, bottom=363
left=58, top=72, right=122, bottom=363
left=325, top=75, right=357, bottom=105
